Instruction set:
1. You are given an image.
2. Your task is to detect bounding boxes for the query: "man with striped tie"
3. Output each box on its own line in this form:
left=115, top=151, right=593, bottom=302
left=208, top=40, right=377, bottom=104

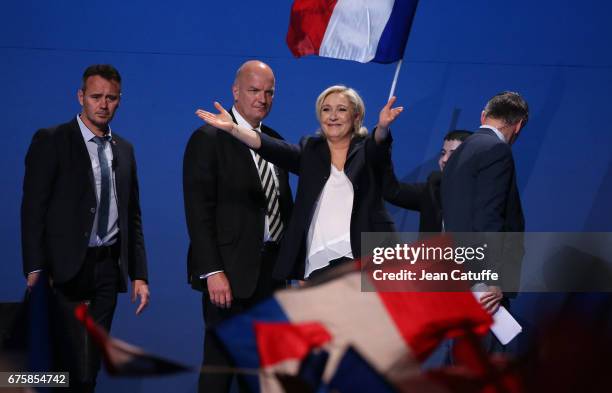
left=183, top=60, right=293, bottom=393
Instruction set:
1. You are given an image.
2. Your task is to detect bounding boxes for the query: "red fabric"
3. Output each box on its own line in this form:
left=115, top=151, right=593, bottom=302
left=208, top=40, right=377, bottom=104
left=286, top=0, right=338, bottom=57
left=75, top=303, right=190, bottom=375
left=74, top=303, right=109, bottom=348
left=255, top=321, right=332, bottom=366
left=366, top=234, right=493, bottom=361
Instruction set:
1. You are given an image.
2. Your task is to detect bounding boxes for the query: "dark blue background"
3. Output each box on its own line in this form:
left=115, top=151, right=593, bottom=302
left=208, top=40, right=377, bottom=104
left=2, top=1, right=611, bottom=391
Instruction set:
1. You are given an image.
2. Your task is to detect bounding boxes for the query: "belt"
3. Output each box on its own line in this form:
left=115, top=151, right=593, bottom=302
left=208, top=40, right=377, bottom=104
left=87, top=242, right=119, bottom=260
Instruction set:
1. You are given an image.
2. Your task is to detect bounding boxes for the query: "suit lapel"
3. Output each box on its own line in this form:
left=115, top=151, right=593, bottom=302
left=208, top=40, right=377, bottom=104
left=310, top=137, right=332, bottom=179
left=69, top=118, right=96, bottom=193
left=346, top=136, right=364, bottom=163
left=344, top=136, right=365, bottom=182
left=309, top=135, right=364, bottom=182
left=109, top=137, right=125, bottom=208
left=260, top=125, right=283, bottom=179
left=315, top=137, right=331, bottom=166
left=229, top=110, right=265, bottom=196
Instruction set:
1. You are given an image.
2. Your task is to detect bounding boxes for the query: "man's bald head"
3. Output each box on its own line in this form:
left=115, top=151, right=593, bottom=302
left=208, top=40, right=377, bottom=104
left=232, top=60, right=276, bottom=128
left=234, top=60, right=274, bottom=85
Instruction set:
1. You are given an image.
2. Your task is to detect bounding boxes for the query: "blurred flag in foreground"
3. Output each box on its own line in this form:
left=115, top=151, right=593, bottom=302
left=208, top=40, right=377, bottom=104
left=74, top=304, right=191, bottom=376
left=215, top=267, right=491, bottom=392
left=287, top=0, right=419, bottom=63
left=328, top=346, right=397, bottom=393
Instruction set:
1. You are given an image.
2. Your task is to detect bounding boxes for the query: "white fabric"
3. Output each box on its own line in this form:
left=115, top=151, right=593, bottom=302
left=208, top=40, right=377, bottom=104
left=319, top=0, right=395, bottom=63
left=305, top=165, right=354, bottom=278
left=276, top=272, right=421, bottom=382
left=77, top=115, right=119, bottom=247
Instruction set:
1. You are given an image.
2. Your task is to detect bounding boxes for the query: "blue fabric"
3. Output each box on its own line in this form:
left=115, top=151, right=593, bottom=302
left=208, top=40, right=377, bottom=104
left=372, top=0, right=420, bottom=63
left=297, top=350, right=329, bottom=392
left=328, top=347, right=397, bottom=393
left=214, top=297, right=289, bottom=392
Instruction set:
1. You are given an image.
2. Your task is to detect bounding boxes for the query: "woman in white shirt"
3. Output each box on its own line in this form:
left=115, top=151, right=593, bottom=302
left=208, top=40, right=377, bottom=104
left=196, top=85, right=402, bottom=280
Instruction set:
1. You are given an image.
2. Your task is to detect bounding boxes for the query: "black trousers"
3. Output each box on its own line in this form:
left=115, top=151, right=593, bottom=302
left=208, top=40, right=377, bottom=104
left=53, top=244, right=120, bottom=393
left=199, top=244, right=283, bottom=393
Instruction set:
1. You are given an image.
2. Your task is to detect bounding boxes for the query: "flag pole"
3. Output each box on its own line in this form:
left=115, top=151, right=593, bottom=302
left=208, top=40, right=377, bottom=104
left=386, top=0, right=421, bottom=100
left=388, top=59, right=403, bottom=100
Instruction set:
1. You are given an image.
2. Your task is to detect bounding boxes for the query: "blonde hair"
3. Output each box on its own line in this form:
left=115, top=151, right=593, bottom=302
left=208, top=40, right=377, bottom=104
left=315, top=85, right=368, bottom=137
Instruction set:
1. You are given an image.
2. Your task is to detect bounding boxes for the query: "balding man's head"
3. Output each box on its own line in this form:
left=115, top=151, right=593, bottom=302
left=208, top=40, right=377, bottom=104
left=232, top=60, right=275, bottom=127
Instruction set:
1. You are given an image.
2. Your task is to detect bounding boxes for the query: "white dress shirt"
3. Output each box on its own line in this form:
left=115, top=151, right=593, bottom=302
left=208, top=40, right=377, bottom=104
left=305, top=165, right=354, bottom=278
left=77, top=114, right=119, bottom=247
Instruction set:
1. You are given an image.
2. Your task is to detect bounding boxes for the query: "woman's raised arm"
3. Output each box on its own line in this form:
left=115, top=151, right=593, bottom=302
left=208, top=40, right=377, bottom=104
left=195, top=101, right=262, bottom=149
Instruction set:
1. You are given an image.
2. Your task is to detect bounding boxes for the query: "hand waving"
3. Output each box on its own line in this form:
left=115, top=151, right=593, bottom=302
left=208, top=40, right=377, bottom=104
left=378, top=96, right=403, bottom=129
left=195, top=102, right=234, bottom=132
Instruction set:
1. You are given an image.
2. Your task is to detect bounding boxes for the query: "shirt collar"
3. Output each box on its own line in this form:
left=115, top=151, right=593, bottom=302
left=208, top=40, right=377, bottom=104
left=76, top=114, right=112, bottom=142
left=231, top=106, right=261, bottom=132
left=480, top=124, right=506, bottom=143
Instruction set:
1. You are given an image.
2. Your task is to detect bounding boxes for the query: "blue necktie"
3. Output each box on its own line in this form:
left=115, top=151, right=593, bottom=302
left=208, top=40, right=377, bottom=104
left=92, top=136, right=111, bottom=240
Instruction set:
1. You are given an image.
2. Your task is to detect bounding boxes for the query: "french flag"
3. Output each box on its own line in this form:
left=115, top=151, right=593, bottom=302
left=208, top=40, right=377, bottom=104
left=214, top=267, right=491, bottom=392
left=287, top=0, right=419, bottom=64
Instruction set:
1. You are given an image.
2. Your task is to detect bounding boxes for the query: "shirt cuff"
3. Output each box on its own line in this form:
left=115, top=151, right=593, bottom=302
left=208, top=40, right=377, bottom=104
left=200, top=270, right=223, bottom=280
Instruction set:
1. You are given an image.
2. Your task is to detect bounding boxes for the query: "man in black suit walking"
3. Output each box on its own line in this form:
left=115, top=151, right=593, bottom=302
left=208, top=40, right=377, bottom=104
left=21, top=64, right=150, bottom=392
left=183, top=60, right=293, bottom=393
left=441, top=91, right=529, bottom=315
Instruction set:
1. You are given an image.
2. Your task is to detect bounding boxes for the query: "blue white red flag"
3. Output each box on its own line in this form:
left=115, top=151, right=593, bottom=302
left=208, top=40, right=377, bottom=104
left=287, top=0, right=419, bottom=64
left=215, top=268, right=491, bottom=392
left=74, top=304, right=192, bottom=376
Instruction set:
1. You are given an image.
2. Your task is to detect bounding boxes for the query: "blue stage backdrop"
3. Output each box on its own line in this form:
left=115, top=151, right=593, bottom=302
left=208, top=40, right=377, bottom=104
left=2, top=1, right=611, bottom=392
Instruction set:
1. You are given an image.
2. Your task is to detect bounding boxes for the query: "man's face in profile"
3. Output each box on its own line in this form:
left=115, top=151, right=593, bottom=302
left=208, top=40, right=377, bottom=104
left=438, top=139, right=462, bottom=171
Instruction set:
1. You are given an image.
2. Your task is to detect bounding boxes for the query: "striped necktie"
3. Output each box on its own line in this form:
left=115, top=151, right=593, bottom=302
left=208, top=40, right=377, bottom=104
left=254, top=151, right=283, bottom=242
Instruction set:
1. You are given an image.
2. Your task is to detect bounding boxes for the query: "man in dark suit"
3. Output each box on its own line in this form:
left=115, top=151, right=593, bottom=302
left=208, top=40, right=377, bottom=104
left=183, top=60, right=293, bottom=393
left=21, top=64, right=150, bottom=392
left=441, top=91, right=529, bottom=316
left=385, top=130, right=472, bottom=232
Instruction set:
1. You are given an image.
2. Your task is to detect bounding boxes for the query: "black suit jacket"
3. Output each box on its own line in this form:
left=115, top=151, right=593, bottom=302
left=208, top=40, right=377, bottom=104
left=440, top=127, right=525, bottom=291
left=441, top=128, right=524, bottom=232
left=257, top=131, right=396, bottom=280
left=183, top=118, right=293, bottom=298
left=384, top=170, right=443, bottom=232
left=21, top=118, right=148, bottom=292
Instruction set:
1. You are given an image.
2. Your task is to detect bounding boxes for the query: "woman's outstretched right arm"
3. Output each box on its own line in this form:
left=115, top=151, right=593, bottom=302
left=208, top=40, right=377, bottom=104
left=195, top=101, right=262, bottom=149
left=195, top=101, right=303, bottom=174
